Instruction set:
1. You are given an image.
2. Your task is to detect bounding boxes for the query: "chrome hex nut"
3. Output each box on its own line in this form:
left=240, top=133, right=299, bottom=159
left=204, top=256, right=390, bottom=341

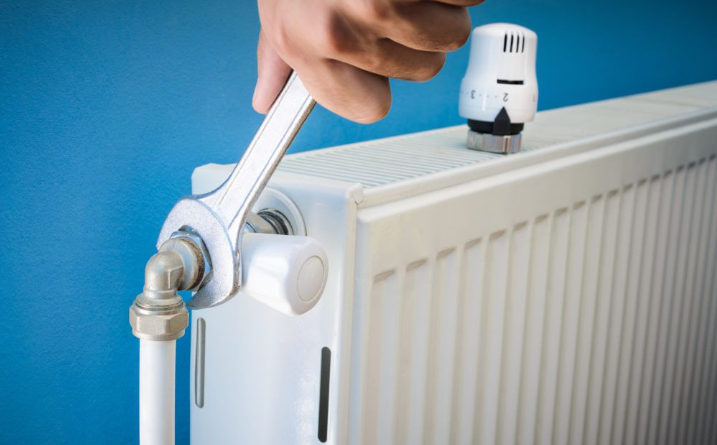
left=164, top=229, right=212, bottom=292
left=129, top=303, right=189, bottom=341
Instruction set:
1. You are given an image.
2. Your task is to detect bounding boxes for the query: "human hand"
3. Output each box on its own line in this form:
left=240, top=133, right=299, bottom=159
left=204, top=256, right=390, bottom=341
left=253, top=0, right=485, bottom=123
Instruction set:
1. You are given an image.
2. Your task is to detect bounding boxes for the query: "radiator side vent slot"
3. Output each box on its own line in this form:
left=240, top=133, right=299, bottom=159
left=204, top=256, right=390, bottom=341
left=318, top=347, right=331, bottom=443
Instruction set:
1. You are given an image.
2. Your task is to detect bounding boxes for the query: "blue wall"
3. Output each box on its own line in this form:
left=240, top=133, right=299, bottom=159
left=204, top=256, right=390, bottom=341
left=1, top=0, right=715, bottom=443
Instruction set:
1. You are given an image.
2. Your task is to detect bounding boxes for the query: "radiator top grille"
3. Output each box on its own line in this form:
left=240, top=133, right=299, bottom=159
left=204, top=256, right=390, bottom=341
left=277, top=82, right=717, bottom=188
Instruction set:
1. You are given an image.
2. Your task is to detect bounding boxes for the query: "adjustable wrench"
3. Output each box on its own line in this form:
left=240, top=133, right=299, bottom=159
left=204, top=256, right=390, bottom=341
left=158, top=72, right=316, bottom=309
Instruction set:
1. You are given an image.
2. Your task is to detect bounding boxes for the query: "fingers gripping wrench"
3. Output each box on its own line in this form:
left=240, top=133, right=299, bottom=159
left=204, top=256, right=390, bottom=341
left=158, top=73, right=316, bottom=309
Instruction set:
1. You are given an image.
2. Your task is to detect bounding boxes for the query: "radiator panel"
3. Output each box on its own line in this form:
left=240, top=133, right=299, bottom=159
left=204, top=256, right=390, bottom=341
left=351, top=127, right=717, bottom=444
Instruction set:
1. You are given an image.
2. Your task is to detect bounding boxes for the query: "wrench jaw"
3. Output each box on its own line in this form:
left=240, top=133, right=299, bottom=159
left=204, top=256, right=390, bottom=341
left=157, top=197, right=241, bottom=310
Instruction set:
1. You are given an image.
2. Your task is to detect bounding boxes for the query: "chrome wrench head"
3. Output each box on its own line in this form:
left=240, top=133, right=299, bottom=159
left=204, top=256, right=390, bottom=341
left=158, top=73, right=316, bottom=309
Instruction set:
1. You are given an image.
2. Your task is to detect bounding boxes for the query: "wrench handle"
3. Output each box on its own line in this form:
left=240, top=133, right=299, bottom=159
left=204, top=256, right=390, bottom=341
left=200, top=72, right=315, bottom=236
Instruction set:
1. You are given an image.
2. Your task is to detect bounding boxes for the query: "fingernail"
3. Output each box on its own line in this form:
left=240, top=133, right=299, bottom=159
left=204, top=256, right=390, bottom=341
left=253, top=78, right=267, bottom=113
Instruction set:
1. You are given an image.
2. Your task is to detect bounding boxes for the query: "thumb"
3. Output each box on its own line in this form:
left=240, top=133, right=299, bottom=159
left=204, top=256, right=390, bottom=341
left=253, top=30, right=293, bottom=114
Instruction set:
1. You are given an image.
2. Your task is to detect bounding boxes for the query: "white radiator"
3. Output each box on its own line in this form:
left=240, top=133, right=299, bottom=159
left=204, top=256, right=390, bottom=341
left=189, top=81, right=717, bottom=445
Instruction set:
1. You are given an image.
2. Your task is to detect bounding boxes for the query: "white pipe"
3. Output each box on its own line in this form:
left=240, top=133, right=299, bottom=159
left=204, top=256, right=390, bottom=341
left=140, top=339, right=176, bottom=445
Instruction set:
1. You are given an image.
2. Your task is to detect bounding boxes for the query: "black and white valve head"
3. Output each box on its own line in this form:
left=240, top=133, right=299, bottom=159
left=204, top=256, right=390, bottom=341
left=459, top=23, right=538, bottom=154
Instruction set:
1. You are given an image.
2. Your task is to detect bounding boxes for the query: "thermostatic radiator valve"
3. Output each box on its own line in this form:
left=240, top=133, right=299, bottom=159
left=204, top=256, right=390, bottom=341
left=459, top=23, right=538, bottom=154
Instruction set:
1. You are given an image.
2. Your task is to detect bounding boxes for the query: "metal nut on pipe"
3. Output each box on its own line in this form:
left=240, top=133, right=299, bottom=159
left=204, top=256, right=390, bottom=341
left=161, top=230, right=211, bottom=292
left=129, top=306, right=188, bottom=341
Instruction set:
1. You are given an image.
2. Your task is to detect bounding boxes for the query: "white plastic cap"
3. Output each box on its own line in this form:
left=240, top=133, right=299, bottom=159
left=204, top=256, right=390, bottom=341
left=459, top=23, right=538, bottom=126
left=241, top=233, right=328, bottom=315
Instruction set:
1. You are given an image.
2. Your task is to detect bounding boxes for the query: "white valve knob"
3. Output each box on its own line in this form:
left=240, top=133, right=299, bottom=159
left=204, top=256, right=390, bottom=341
left=459, top=23, right=538, bottom=154
left=241, top=233, right=328, bottom=315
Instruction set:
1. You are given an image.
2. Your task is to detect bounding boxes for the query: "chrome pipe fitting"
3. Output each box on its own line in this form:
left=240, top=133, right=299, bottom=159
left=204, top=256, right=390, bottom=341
left=130, top=233, right=207, bottom=341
